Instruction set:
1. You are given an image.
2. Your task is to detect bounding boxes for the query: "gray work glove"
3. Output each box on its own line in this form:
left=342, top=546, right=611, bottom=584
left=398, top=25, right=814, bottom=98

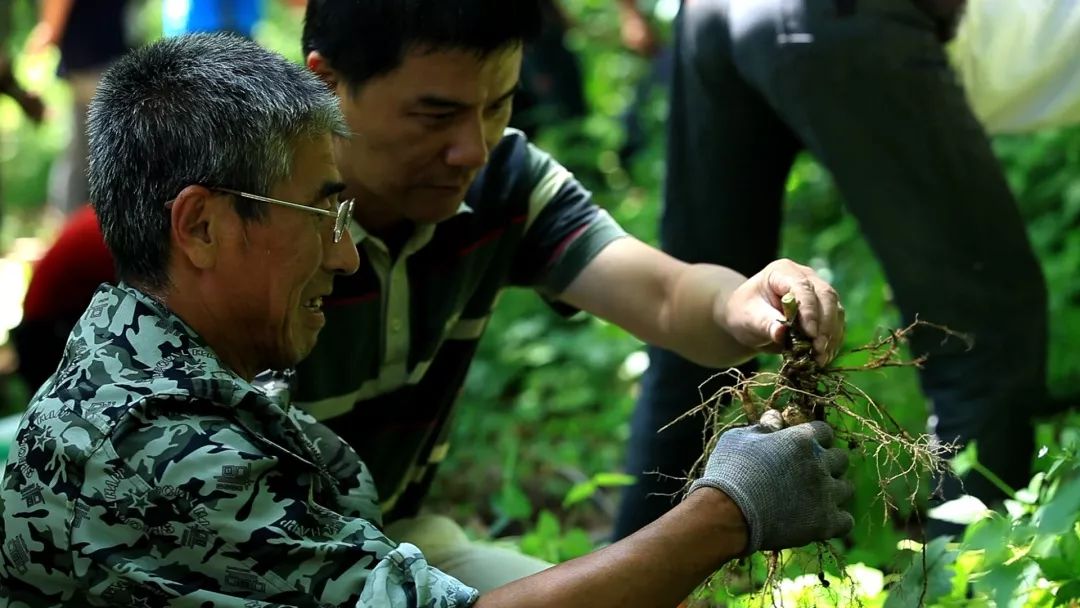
left=689, top=420, right=854, bottom=554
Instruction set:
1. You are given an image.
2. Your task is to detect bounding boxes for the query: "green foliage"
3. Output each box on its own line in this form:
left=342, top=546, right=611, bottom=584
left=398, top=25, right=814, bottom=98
left=518, top=510, right=596, bottom=564
left=563, top=472, right=636, bottom=509
left=721, top=412, right=1080, bottom=607
left=3, top=2, right=1080, bottom=604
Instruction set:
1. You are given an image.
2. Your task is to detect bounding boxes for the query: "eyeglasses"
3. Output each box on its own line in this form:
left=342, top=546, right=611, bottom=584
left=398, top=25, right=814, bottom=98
left=165, top=187, right=355, bottom=244
left=216, top=187, right=354, bottom=244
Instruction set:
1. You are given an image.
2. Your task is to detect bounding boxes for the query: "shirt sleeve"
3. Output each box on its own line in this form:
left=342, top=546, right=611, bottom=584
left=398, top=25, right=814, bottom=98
left=508, top=143, right=627, bottom=300
left=76, top=410, right=478, bottom=608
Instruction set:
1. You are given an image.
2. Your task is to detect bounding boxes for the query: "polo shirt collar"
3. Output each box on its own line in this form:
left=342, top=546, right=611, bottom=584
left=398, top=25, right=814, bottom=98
left=349, top=201, right=473, bottom=251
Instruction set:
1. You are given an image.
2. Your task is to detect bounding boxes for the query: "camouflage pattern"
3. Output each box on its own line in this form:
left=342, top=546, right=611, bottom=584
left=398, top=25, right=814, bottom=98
left=0, top=283, right=478, bottom=607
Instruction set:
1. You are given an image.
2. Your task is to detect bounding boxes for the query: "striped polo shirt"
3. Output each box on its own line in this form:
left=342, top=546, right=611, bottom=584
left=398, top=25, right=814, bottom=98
left=290, top=129, right=626, bottom=521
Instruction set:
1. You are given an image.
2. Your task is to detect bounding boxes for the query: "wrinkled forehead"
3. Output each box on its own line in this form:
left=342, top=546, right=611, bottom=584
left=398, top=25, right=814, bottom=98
left=272, top=134, right=344, bottom=201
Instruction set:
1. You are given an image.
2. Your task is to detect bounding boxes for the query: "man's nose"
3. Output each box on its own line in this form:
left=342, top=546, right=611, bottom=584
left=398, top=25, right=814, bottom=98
left=444, top=116, right=489, bottom=169
left=325, top=230, right=360, bottom=276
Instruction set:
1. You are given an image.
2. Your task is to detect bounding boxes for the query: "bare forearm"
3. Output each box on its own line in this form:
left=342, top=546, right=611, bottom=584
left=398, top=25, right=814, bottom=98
left=559, top=240, right=756, bottom=368
left=475, top=490, right=745, bottom=608
left=656, top=263, right=756, bottom=368
left=40, top=0, right=74, bottom=32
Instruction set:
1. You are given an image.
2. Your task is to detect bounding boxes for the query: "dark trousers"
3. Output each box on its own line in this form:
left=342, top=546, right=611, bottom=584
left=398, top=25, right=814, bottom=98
left=613, top=0, right=1049, bottom=540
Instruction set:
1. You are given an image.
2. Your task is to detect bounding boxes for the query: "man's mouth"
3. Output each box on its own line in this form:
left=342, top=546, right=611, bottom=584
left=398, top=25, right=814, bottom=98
left=303, top=297, right=324, bottom=312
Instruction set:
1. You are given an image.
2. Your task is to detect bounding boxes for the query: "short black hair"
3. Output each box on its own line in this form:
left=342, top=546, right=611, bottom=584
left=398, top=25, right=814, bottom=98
left=302, top=0, right=543, bottom=88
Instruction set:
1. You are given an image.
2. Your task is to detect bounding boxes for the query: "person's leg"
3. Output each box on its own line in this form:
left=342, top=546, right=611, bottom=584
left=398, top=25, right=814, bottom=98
left=612, top=0, right=802, bottom=540
left=48, top=70, right=99, bottom=215
left=385, top=515, right=552, bottom=593
left=511, top=4, right=585, bottom=138
left=748, top=0, right=1047, bottom=530
left=619, top=45, right=674, bottom=165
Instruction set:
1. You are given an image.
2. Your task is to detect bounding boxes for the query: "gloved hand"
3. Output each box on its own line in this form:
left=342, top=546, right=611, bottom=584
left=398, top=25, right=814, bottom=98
left=689, top=420, right=854, bottom=554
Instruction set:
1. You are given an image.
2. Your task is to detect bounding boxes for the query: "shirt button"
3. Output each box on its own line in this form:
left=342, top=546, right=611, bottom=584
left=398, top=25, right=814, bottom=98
left=391, top=319, right=402, bottom=332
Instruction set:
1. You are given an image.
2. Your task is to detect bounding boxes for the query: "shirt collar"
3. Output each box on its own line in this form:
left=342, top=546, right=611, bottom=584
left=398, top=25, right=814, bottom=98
left=349, top=200, right=473, bottom=250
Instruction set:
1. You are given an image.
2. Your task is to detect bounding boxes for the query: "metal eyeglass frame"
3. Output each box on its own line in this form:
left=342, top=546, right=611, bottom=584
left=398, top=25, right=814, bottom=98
left=166, top=187, right=355, bottom=243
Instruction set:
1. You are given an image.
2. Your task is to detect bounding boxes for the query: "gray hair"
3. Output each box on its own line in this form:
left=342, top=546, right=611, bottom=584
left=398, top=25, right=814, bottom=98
left=87, top=33, right=348, bottom=290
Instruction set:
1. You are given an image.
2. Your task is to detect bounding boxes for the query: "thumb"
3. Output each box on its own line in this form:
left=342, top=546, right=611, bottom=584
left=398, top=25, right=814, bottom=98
left=741, top=295, right=786, bottom=349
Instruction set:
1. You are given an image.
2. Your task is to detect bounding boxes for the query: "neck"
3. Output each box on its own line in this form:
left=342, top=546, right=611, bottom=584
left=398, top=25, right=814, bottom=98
left=155, top=283, right=260, bottom=382
left=349, top=185, right=408, bottom=237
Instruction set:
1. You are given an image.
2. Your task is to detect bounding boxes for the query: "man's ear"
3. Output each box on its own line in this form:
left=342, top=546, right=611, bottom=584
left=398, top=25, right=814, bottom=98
left=169, top=185, right=221, bottom=270
left=306, top=51, right=339, bottom=91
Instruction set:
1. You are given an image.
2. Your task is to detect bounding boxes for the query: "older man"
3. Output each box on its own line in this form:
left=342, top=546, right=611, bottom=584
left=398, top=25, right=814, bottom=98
left=0, top=34, right=851, bottom=607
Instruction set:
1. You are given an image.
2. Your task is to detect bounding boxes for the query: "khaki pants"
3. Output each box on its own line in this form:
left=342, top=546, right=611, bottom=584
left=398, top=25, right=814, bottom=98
left=385, top=515, right=553, bottom=593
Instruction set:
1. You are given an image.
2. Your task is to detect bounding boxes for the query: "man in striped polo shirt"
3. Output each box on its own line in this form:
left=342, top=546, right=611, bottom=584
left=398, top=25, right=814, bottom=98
left=294, top=0, right=846, bottom=588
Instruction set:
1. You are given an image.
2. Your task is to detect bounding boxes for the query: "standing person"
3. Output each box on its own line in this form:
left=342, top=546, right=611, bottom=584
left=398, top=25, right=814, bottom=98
left=0, top=0, right=46, bottom=221
left=294, top=0, right=848, bottom=590
left=0, top=35, right=853, bottom=607
left=9, top=205, right=115, bottom=391
left=614, top=0, right=1049, bottom=541
left=25, top=0, right=131, bottom=216
left=0, top=57, right=46, bottom=227
left=163, top=0, right=261, bottom=38
left=510, top=0, right=586, bottom=138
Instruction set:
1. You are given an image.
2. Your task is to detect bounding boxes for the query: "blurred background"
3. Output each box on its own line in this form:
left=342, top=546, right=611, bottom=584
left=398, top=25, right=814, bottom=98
left=2, top=0, right=1080, bottom=600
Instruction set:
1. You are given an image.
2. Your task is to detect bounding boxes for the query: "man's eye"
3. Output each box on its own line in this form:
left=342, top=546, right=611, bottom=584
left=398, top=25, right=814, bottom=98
left=418, top=112, right=455, bottom=122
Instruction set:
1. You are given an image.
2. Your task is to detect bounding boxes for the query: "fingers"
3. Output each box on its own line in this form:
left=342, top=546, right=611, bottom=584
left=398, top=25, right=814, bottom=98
left=830, top=304, right=847, bottom=363
left=763, top=260, right=845, bottom=363
left=831, top=478, right=854, bottom=505
left=822, top=447, right=849, bottom=478
left=767, top=266, right=823, bottom=337
left=811, top=281, right=842, bottom=365
left=805, top=420, right=835, bottom=449
left=778, top=420, right=834, bottom=452
left=829, top=509, right=855, bottom=538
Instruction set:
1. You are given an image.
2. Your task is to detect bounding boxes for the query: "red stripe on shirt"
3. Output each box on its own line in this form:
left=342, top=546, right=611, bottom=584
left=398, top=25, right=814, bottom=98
left=547, top=224, right=589, bottom=267
left=457, top=213, right=528, bottom=257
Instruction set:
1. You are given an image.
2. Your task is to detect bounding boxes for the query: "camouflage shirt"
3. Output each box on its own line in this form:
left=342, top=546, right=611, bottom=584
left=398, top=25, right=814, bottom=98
left=0, top=283, right=478, bottom=608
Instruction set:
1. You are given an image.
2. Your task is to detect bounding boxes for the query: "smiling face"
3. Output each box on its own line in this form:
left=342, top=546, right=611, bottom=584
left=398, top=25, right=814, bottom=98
left=210, top=134, right=360, bottom=372
left=320, top=45, right=521, bottom=231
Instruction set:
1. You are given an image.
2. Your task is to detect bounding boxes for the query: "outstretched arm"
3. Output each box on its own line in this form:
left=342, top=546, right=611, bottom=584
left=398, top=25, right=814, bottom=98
left=25, top=0, right=74, bottom=54
left=559, top=237, right=844, bottom=368
left=617, top=0, right=659, bottom=56
left=476, top=421, right=853, bottom=608
left=476, top=489, right=744, bottom=608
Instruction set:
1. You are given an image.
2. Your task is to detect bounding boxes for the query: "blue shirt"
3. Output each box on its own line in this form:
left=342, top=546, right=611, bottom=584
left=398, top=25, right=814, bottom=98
left=163, top=0, right=261, bottom=38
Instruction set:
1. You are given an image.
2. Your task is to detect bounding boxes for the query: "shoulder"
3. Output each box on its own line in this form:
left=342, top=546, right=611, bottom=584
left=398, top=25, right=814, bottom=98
left=465, top=128, right=572, bottom=212
left=107, top=398, right=269, bottom=475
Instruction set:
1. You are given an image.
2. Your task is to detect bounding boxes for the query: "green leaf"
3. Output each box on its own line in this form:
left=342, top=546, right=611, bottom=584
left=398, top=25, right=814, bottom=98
left=558, top=528, right=594, bottom=560
left=1056, top=580, right=1080, bottom=606
left=494, top=483, right=533, bottom=521
left=1036, top=526, right=1080, bottom=581
left=564, top=473, right=636, bottom=507
left=518, top=511, right=562, bottom=563
left=1035, top=475, right=1080, bottom=535
left=928, top=495, right=991, bottom=525
left=562, top=481, right=597, bottom=508
left=963, top=514, right=1012, bottom=566
left=951, top=441, right=980, bottom=477
left=976, top=561, right=1038, bottom=608
left=1040, top=556, right=1079, bottom=582
left=535, top=510, right=561, bottom=539
left=591, top=472, right=636, bottom=488
left=884, top=537, right=957, bottom=608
